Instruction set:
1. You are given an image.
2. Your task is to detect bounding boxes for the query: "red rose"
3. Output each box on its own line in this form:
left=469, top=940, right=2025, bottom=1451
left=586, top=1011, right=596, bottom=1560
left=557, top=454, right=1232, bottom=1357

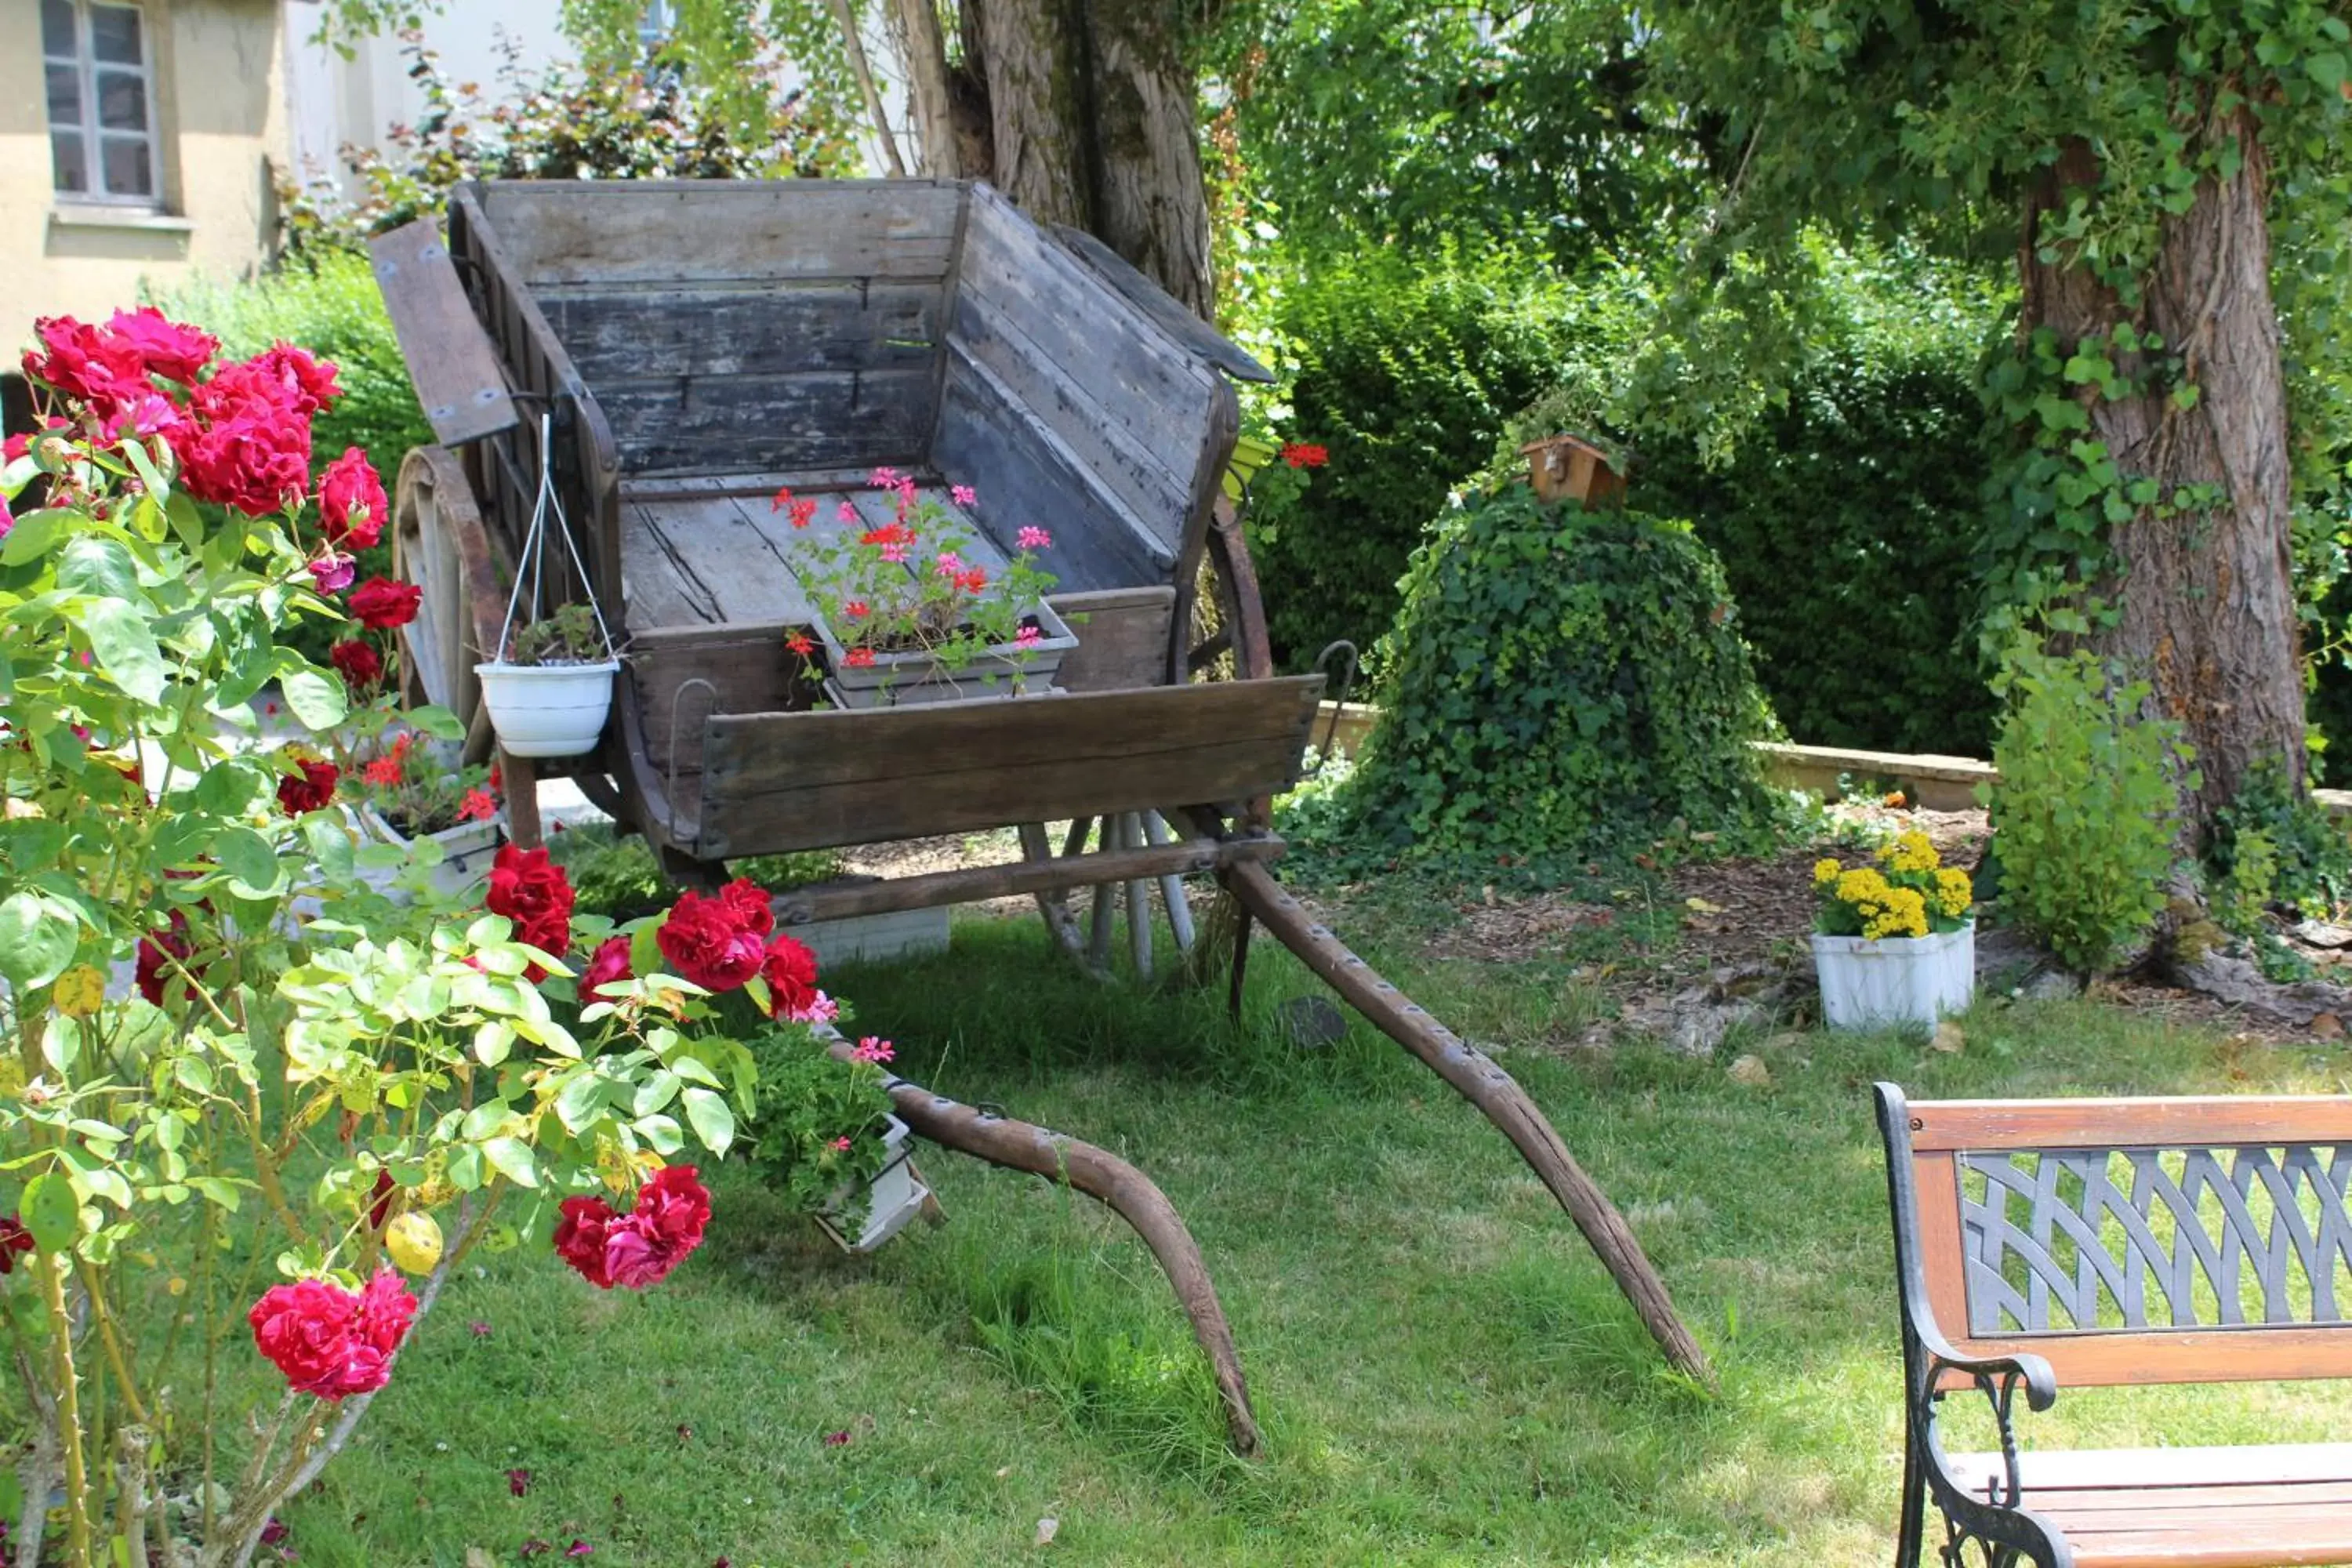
left=366, top=1169, right=397, bottom=1231
left=135, top=909, right=197, bottom=1005
left=349, top=577, right=422, bottom=630
left=23, top=315, right=149, bottom=416
left=656, top=889, right=765, bottom=992
left=719, top=877, right=775, bottom=939
left=328, top=639, right=383, bottom=692
left=318, top=447, right=387, bottom=550
left=486, top=844, right=574, bottom=974
left=582, top=935, right=633, bottom=999
left=180, top=358, right=313, bottom=514
left=759, top=932, right=822, bottom=1020
left=602, top=1165, right=710, bottom=1289
left=248, top=1268, right=415, bottom=1400
left=105, top=306, right=219, bottom=385
left=256, top=343, right=343, bottom=416
left=277, top=758, right=339, bottom=817
left=554, top=1195, right=618, bottom=1289
left=0, top=1218, right=34, bottom=1274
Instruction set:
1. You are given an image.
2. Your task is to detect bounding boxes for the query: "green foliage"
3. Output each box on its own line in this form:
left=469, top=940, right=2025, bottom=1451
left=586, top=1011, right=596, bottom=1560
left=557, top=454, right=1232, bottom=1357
left=1340, top=485, right=1780, bottom=865
left=554, top=826, right=837, bottom=922
left=2210, top=754, right=2352, bottom=917
left=740, top=1027, right=894, bottom=1224
left=1204, top=0, right=1708, bottom=273
left=506, top=602, right=608, bottom=666
left=1243, top=249, right=1577, bottom=666
left=1985, top=642, right=2190, bottom=973
left=560, top=0, right=865, bottom=165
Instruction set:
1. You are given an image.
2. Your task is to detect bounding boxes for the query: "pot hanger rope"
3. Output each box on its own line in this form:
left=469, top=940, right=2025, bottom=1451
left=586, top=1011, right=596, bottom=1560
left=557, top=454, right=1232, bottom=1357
left=495, top=410, right=616, bottom=662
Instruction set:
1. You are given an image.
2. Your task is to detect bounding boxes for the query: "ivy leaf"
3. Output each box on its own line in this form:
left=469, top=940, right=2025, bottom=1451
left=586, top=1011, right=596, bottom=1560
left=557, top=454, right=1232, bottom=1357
left=71, top=599, right=166, bottom=702
left=2307, top=50, right=2347, bottom=91
left=0, top=891, right=80, bottom=988
left=20, top=1171, right=78, bottom=1254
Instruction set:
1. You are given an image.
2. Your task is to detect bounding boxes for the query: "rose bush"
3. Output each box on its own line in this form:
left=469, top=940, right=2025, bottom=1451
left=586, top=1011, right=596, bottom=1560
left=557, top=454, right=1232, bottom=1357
left=0, top=310, right=759, bottom=1568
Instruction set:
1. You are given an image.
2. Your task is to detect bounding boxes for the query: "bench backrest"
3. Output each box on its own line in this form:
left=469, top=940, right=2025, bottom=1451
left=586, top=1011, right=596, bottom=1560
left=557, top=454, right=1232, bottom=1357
left=1879, top=1084, right=2352, bottom=1386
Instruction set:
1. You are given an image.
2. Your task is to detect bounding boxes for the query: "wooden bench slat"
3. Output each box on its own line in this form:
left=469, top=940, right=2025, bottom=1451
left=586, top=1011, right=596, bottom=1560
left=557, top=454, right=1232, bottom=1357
left=1945, top=1446, right=2352, bottom=1567
left=1950, top=1444, right=2352, bottom=1494
left=1909, top=1097, right=2352, bottom=1152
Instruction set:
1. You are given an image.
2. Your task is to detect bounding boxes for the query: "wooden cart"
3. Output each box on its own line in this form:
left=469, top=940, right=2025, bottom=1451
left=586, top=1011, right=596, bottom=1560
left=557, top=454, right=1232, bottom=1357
left=372, top=179, right=1706, bottom=1451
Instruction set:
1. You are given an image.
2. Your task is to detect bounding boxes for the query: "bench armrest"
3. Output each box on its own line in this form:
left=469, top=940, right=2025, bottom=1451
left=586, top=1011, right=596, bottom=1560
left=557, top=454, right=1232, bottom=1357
left=1926, top=1342, right=2058, bottom=1414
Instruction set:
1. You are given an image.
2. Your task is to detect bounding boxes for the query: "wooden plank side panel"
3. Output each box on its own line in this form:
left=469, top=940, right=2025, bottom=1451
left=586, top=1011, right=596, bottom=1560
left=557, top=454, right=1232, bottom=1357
left=539, top=284, right=944, bottom=383
left=600, top=369, right=937, bottom=477
left=931, top=352, right=1167, bottom=593
left=1909, top=1098, right=2352, bottom=1152
left=477, top=180, right=964, bottom=286
left=692, top=677, right=1322, bottom=856
left=1048, top=587, right=1176, bottom=691
left=955, top=188, right=1215, bottom=563
left=368, top=217, right=519, bottom=445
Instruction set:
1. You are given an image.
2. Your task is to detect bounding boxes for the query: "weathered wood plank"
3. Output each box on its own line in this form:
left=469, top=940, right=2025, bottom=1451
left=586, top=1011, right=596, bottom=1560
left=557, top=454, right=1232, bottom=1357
left=623, top=495, right=808, bottom=628
left=932, top=350, right=1169, bottom=592
left=1048, top=587, right=1175, bottom=691
left=1048, top=222, right=1275, bottom=384
left=628, top=622, right=807, bottom=776
left=770, top=833, right=1283, bottom=923
left=475, top=180, right=964, bottom=287
left=692, top=677, right=1323, bottom=855
left=368, top=217, right=519, bottom=446
left=539, top=283, right=943, bottom=383
left=597, top=368, right=938, bottom=477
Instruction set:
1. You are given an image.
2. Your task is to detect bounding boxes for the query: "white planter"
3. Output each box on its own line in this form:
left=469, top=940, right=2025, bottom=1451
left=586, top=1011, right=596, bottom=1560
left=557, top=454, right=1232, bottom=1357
left=1812, top=923, right=1975, bottom=1030
left=358, top=806, right=503, bottom=900
left=814, top=601, right=1076, bottom=709
left=815, top=1114, right=930, bottom=1254
left=474, top=659, right=619, bottom=757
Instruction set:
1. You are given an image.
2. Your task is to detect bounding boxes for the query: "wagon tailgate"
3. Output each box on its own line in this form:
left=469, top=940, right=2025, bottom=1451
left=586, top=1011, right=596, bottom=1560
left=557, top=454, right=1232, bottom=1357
left=368, top=218, right=520, bottom=448
left=691, top=677, right=1324, bottom=857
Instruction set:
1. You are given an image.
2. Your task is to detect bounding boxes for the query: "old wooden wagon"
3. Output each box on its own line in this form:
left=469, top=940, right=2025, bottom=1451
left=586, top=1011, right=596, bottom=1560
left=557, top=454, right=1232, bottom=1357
left=372, top=178, right=1706, bottom=1450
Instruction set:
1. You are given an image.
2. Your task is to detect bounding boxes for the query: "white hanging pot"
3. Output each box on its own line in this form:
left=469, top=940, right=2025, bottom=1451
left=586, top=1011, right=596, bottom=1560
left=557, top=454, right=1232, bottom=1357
left=814, top=1115, right=931, bottom=1254
left=474, top=659, right=620, bottom=757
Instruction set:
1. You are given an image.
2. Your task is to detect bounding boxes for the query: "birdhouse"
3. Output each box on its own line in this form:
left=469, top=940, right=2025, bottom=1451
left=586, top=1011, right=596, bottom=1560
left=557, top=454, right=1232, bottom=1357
left=1520, top=433, right=1628, bottom=510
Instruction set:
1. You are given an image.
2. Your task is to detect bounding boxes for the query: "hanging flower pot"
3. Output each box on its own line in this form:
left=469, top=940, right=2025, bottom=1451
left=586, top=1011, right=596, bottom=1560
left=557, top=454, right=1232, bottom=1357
left=813, top=1114, right=931, bottom=1253
left=1809, top=830, right=1977, bottom=1029
left=355, top=804, right=504, bottom=900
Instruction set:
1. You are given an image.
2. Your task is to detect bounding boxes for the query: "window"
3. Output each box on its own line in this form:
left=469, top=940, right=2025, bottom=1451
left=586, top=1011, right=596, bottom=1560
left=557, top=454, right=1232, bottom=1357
left=638, top=0, right=675, bottom=48
left=41, top=0, right=161, bottom=205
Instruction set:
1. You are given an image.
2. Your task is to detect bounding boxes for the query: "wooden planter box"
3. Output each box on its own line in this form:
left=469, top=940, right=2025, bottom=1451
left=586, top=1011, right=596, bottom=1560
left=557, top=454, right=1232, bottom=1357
left=815, top=601, right=1077, bottom=709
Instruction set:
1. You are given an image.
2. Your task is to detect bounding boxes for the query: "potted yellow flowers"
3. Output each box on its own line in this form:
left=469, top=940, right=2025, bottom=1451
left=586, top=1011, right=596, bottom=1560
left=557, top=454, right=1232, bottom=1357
left=1810, top=830, right=1976, bottom=1028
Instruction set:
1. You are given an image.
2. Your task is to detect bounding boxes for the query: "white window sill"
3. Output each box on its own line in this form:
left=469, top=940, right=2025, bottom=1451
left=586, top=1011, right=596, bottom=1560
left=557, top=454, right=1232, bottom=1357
left=48, top=206, right=191, bottom=234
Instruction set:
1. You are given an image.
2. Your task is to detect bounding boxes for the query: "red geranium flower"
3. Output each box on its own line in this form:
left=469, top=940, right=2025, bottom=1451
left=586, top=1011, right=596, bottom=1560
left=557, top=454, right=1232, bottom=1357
left=485, top=844, right=574, bottom=976
left=248, top=1268, right=416, bottom=1400
left=277, top=758, right=339, bottom=817
left=105, top=306, right=218, bottom=385
left=319, top=447, right=387, bottom=550
left=581, top=935, right=633, bottom=998
left=349, top=577, right=422, bottom=630
left=655, top=887, right=767, bottom=993
left=1280, top=441, right=1329, bottom=469
left=718, top=878, right=775, bottom=938
left=328, top=639, right=383, bottom=692
left=457, top=788, right=499, bottom=822
left=842, top=648, right=877, bottom=670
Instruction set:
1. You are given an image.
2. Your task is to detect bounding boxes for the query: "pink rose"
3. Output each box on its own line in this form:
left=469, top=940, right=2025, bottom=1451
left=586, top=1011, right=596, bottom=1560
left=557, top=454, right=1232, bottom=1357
left=582, top=935, right=633, bottom=998
left=248, top=1268, right=416, bottom=1400
left=105, top=306, right=219, bottom=385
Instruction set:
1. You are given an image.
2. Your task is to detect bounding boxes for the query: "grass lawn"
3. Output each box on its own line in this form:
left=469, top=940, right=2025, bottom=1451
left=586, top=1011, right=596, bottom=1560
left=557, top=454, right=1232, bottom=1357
left=272, top=896, right=2352, bottom=1566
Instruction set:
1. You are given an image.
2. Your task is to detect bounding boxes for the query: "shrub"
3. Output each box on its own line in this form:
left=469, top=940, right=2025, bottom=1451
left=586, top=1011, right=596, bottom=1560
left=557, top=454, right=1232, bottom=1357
left=2209, top=753, right=2352, bottom=916
left=1985, top=641, right=2190, bottom=973
left=1339, top=485, right=1780, bottom=865
left=1243, top=248, right=1577, bottom=667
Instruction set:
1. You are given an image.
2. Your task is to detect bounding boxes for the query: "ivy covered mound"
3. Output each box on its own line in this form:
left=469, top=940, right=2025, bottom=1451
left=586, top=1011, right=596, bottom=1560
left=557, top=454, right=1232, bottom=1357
left=1344, top=485, right=1780, bottom=863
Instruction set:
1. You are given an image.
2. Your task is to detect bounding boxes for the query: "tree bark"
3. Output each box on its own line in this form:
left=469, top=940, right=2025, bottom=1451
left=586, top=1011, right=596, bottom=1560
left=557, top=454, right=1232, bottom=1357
left=951, top=0, right=1215, bottom=319
left=2020, top=114, right=2304, bottom=844
left=884, top=0, right=963, bottom=176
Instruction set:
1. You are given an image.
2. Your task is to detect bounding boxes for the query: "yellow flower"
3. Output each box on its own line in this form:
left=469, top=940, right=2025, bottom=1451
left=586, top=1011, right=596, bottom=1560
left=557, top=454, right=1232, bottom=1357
left=1813, top=858, right=1842, bottom=887
left=1882, top=829, right=1940, bottom=874
left=1863, top=886, right=1930, bottom=940
left=1936, top=867, right=1973, bottom=919
left=1836, top=867, right=1892, bottom=906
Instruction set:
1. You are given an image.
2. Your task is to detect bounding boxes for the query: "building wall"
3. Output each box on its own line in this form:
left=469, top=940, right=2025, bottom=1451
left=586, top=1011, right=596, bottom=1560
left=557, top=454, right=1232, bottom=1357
left=0, top=0, right=289, bottom=354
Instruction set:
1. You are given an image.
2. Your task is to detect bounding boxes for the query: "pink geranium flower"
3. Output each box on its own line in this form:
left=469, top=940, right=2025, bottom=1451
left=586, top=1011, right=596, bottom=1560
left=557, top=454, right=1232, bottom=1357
left=951, top=484, right=977, bottom=507
left=1015, top=526, right=1052, bottom=550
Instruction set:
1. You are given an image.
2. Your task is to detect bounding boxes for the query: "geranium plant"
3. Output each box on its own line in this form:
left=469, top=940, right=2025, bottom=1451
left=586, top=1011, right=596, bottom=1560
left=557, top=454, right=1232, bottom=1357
left=498, top=601, right=610, bottom=667
left=0, top=311, right=757, bottom=1568
left=742, top=1029, right=900, bottom=1227
left=1813, top=829, right=1975, bottom=941
left=348, top=728, right=500, bottom=838
left=773, top=469, right=1061, bottom=688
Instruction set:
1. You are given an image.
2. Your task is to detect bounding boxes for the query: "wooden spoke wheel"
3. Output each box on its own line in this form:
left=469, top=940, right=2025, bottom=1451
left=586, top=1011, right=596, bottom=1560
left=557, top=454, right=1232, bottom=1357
left=1179, top=495, right=1276, bottom=688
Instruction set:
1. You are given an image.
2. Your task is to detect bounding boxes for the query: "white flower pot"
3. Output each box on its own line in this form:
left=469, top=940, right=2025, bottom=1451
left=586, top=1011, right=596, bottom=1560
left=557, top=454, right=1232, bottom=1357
left=474, top=659, right=619, bottom=757
left=1812, top=923, right=1975, bottom=1030
left=358, top=805, right=503, bottom=900
left=815, top=1114, right=930, bottom=1254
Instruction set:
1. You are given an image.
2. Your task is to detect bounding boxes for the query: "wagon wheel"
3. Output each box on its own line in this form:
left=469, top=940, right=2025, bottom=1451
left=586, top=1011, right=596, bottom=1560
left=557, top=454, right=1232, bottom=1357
left=391, top=445, right=506, bottom=756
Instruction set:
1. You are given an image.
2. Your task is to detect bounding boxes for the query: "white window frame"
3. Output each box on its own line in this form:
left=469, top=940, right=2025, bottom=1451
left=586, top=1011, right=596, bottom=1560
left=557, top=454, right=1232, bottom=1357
left=639, top=0, right=676, bottom=48
left=41, top=0, right=164, bottom=208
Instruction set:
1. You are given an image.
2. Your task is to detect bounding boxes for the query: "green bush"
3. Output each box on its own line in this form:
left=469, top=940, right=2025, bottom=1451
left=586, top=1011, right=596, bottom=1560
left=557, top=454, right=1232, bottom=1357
left=1244, top=249, right=1577, bottom=668
left=1338, top=485, right=1780, bottom=865
left=1986, top=642, right=2190, bottom=973
left=2209, top=753, right=2352, bottom=916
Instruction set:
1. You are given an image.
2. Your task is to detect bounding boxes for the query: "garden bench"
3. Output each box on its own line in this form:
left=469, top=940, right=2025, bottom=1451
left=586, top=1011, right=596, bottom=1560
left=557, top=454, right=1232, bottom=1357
left=1876, top=1083, right=2352, bottom=1567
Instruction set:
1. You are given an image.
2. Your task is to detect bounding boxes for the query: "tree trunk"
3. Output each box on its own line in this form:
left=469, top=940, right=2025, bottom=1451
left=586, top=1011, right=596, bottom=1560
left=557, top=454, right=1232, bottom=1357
left=2019, top=113, right=2304, bottom=845
left=915, top=0, right=1213, bottom=320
